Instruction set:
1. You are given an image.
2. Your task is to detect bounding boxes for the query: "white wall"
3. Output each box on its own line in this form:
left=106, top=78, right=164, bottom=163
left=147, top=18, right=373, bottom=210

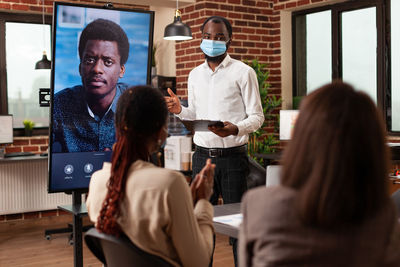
left=151, top=6, right=176, bottom=77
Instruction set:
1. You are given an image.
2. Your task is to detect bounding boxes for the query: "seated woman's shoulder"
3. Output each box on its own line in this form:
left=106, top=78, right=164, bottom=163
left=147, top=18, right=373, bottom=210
left=242, top=185, right=297, bottom=211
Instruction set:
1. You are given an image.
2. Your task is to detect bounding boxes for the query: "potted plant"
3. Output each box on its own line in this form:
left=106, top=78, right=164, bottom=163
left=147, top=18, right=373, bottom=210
left=245, top=59, right=282, bottom=165
left=23, top=119, right=35, bottom=136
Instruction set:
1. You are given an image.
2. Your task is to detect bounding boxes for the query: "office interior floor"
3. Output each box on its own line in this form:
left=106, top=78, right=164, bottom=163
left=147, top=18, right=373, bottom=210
left=0, top=214, right=234, bottom=266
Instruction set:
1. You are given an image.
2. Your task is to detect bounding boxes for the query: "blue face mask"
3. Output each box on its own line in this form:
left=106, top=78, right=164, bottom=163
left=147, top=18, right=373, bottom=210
left=200, top=39, right=227, bottom=57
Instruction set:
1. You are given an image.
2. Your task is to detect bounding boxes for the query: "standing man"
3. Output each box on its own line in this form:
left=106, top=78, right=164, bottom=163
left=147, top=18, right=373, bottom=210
left=165, top=15, right=264, bottom=263
left=167, top=15, right=263, bottom=206
left=52, top=19, right=129, bottom=153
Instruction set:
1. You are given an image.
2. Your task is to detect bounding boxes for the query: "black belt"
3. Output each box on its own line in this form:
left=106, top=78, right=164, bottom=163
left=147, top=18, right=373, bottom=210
left=195, top=145, right=247, bottom=158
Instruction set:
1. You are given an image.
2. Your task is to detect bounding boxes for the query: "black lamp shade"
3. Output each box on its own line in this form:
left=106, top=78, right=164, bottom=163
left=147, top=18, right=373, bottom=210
left=35, top=52, right=51, bottom=69
left=164, top=15, right=193, bottom=41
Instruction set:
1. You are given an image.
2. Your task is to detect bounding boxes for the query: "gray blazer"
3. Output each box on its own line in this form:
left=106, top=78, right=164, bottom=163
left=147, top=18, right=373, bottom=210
left=239, top=186, right=400, bottom=267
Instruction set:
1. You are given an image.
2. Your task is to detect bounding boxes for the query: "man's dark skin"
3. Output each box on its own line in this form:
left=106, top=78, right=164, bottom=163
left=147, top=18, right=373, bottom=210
left=165, top=20, right=239, bottom=137
left=80, top=39, right=126, bottom=118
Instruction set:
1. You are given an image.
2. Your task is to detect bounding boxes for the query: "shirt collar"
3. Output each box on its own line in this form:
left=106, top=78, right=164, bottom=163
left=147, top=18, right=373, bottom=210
left=203, top=54, right=232, bottom=72
left=86, top=83, right=124, bottom=120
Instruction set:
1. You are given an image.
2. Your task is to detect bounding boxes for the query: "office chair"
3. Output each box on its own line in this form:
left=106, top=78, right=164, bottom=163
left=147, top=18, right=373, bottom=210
left=266, top=165, right=282, bottom=187
left=391, top=189, right=400, bottom=217
left=247, top=156, right=266, bottom=189
left=85, top=228, right=173, bottom=267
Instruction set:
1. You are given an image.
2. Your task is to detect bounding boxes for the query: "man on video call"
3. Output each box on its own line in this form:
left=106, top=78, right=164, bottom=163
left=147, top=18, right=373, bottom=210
left=52, top=18, right=129, bottom=153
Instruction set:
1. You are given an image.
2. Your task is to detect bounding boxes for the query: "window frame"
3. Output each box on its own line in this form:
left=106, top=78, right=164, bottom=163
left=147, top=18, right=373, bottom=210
left=0, top=11, right=52, bottom=136
left=292, top=0, right=393, bottom=132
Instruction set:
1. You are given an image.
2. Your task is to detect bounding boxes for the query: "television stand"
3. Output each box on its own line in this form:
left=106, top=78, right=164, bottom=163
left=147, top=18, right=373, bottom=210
left=44, top=191, right=91, bottom=267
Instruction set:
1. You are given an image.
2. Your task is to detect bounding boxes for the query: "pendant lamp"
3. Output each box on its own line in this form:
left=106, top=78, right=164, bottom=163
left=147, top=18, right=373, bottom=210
left=164, top=1, right=192, bottom=41
left=35, top=0, right=51, bottom=69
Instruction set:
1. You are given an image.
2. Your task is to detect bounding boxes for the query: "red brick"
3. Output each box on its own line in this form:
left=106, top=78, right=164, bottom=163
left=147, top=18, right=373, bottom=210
left=5, top=147, right=22, bottom=153
left=243, top=41, right=255, bottom=47
left=40, top=146, right=48, bottom=151
left=275, top=4, right=284, bottom=10
left=184, top=5, right=194, bottom=13
left=30, top=139, right=46, bottom=145
left=24, top=212, right=40, bottom=219
left=0, top=3, right=11, bottom=9
left=234, top=6, right=248, bottom=13
left=30, top=5, right=42, bottom=11
left=23, top=146, right=39, bottom=152
left=257, top=1, right=270, bottom=8
left=243, top=0, right=256, bottom=6
left=190, top=11, right=200, bottom=19
left=298, top=0, right=310, bottom=6
left=242, top=28, right=255, bottom=34
left=235, top=20, right=247, bottom=26
left=227, top=0, right=240, bottom=4
left=228, top=12, right=241, bottom=19
left=13, top=139, right=29, bottom=146
left=235, top=34, right=247, bottom=40
left=249, top=48, right=261, bottom=54
left=205, top=2, right=218, bottom=9
left=220, top=4, right=233, bottom=11
left=248, top=22, right=261, bottom=27
left=41, top=209, right=58, bottom=217
left=234, top=48, right=247, bottom=53
left=257, top=15, right=269, bottom=21
left=248, top=7, right=261, bottom=14
left=20, top=0, right=37, bottom=4
left=6, top=213, right=23, bottom=221
left=176, top=50, right=184, bottom=56
left=12, top=4, right=30, bottom=11
left=214, top=11, right=228, bottom=17
left=186, top=48, right=196, bottom=54
left=182, top=14, right=189, bottom=21
left=285, top=2, right=297, bottom=8
left=249, top=35, right=261, bottom=41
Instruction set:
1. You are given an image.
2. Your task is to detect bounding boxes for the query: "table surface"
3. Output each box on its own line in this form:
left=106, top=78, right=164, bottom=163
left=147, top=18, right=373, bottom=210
left=213, top=203, right=241, bottom=238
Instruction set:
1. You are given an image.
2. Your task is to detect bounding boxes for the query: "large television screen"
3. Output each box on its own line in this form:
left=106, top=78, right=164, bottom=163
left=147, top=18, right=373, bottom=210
left=48, top=2, right=154, bottom=192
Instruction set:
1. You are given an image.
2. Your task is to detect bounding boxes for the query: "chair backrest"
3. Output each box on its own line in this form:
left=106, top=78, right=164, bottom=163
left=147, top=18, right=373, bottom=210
left=247, top=156, right=267, bottom=189
left=84, top=227, right=173, bottom=267
left=266, top=165, right=282, bottom=187
left=391, top=189, right=400, bottom=217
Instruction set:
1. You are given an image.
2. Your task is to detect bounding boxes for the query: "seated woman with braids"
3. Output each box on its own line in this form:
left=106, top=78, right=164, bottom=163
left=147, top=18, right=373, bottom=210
left=86, top=85, right=215, bottom=267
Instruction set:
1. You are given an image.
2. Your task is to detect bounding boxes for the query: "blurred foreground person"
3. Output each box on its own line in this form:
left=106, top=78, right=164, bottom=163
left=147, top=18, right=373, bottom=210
left=239, top=81, right=400, bottom=267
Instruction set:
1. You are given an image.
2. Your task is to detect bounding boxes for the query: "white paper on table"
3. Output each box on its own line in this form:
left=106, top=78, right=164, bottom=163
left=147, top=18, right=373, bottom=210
left=213, top=213, right=243, bottom=228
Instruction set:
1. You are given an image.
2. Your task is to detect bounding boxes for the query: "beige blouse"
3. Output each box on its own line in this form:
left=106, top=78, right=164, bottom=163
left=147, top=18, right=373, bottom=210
left=86, top=160, right=214, bottom=267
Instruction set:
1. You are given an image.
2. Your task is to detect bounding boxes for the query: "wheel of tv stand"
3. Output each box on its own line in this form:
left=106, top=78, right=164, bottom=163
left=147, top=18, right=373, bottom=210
left=68, top=233, right=73, bottom=245
left=45, top=235, right=51, bottom=240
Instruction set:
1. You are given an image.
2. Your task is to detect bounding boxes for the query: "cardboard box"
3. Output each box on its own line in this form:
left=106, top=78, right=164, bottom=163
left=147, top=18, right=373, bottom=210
left=164, top=136, right=192, bottom=170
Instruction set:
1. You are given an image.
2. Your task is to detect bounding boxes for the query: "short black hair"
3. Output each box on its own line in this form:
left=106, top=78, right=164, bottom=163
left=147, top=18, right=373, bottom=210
left=200, top=16, right=232, bottom=38
left=78, top=19, right=129, bottom=65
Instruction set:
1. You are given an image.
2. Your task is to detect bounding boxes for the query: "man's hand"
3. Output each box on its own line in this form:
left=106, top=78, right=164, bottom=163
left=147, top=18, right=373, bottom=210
left=190, top=159, right=215, bottom=205
left=164, top=88, right=182, bottom=114
left=208, top=121, right=239, bottom=137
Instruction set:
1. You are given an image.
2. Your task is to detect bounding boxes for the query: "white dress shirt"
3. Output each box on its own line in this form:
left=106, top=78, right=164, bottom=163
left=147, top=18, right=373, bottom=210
left=177, top=54, right=264, bottom=148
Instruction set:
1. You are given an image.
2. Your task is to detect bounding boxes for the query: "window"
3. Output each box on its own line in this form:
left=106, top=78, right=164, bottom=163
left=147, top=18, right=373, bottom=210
left=293, top=0, right=394, bottom=130
left=0, top=12, right=52, bottom=130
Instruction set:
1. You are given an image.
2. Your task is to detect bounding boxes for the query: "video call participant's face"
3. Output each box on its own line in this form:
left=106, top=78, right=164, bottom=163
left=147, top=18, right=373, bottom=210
left=79, top=40, right=126, bottom=100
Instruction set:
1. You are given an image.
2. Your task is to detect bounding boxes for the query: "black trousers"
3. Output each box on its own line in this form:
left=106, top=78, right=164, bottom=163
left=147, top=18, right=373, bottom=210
left=192, top=146, right=249, bottom=267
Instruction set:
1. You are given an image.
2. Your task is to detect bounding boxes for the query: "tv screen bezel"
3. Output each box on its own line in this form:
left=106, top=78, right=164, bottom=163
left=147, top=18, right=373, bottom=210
left=48, top=1, right=154, bottom=193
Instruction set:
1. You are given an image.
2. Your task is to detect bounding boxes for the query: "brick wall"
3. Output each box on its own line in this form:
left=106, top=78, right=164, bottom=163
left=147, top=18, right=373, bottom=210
left=2, top=136, right=49, bottom=154
left=175, top=0, right=335, bottom=133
